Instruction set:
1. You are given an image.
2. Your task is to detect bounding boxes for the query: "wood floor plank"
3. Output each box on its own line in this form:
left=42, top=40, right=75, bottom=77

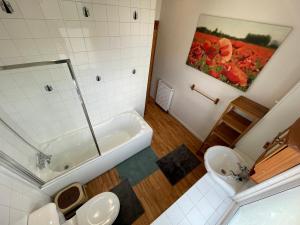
left=85, top=98, right=207, bottom=225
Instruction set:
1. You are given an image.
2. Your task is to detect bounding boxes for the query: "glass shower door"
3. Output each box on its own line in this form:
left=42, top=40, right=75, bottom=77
left=0, top=60, right=100, bottom=184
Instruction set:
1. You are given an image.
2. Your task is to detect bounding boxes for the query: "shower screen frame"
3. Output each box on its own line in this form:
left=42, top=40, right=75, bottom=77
left=0, top=59, right=101, bottom=186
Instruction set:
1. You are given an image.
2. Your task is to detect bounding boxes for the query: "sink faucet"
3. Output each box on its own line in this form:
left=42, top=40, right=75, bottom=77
left=229, top=163, right=249, bottom=182
left=36, top=152, right=52, bottom=170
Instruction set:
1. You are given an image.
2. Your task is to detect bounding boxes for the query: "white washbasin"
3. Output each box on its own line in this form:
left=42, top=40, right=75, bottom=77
left=204, top=146, right=247, bottom=196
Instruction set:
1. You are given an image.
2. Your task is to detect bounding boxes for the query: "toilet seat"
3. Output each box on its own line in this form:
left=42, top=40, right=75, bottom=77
left=75, top=192, right=120, bottom=225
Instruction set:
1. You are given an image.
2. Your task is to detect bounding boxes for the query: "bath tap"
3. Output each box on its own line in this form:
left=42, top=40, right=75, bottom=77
left=229, top=163, right=249, bottom=182
left=36, top=152, right=52, bottom=170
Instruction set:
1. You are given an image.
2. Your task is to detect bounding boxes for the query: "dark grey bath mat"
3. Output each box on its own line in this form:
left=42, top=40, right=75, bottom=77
left=111, top=179, right=144, bottom=225
left=156, top=144, right=201, bottom=185
left=116, top=146, right=159, bottom=186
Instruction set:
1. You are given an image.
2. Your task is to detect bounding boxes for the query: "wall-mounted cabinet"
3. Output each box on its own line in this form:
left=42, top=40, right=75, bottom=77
left=250, top=117, right=300, bottom=183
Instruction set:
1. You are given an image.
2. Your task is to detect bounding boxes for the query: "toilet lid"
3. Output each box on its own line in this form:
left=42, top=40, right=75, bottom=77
left=76, top=192, right=120, bottom=225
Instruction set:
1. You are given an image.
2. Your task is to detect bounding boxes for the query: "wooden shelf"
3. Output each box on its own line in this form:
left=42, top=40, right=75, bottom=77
left=198, top=96, right=269, bottom=155
left=206, top=134, right=228, bottom=146
left=222, top=110, right=251, bottom=133
left=231, top=96, right=269, bottom=119
left=213, top=123, right=240, bottom=145
left=199, top=134, right=228, bottom=155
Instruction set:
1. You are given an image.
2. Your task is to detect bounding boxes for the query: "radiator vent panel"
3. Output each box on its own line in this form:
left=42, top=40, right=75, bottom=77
left=155, top=80, right=174, bottom=111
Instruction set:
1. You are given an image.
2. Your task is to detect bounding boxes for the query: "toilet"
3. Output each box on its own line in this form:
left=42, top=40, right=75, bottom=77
left=28, top=192, right=120, bottom=225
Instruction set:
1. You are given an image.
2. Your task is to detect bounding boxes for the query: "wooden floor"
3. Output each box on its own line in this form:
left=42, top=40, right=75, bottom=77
left=85, top=98, right=207, bottom=225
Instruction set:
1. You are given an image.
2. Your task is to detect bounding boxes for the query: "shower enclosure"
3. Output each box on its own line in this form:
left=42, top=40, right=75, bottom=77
left=0, top=60, right=101, bottom=185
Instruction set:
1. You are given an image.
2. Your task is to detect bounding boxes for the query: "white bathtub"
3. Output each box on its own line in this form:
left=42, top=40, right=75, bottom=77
left=41, top=110, right=153, bottom=195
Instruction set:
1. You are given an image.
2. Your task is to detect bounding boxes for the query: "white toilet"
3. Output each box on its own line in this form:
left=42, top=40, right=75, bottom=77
left=28, top=192, right=120, bottom=225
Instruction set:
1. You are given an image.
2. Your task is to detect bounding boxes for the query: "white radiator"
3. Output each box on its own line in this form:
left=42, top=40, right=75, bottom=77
left=155, top=80, right=174, bottom=111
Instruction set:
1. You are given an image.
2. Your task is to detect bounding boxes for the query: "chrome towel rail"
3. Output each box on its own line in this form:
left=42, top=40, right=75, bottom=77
left=190, top=84, right=219, bottom=105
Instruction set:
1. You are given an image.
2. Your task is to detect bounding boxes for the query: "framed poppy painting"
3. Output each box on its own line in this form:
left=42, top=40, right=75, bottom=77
left=186, top=14, right=291, bottom=91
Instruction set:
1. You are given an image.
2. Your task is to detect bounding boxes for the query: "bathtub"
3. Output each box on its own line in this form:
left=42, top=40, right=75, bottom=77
left=41, top=110, right=153, bottom=195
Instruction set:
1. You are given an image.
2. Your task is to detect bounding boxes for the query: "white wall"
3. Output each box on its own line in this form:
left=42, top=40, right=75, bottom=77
left=0, top=166, right=50, bottom=225
left=151, top=0, right=300, bottom=140
left=236, top=81, right=300, bottom=161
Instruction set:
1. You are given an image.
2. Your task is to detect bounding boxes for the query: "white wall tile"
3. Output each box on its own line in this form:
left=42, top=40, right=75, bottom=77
left=35, top=38, right=58, bottom=54
left=2, top=19, right=31, bottom=39
left=81, top=21, right=96, bottom=37
left=60, top=0, right=79, bottom=20
left=47, top=20, right=68, bottom=38
left=165, top=203, right=185, bottom=225
left=0, top=166, right=50, bottom=225
left=109, top=37, right=120, bottom=49
left=131, top=23, right=140, bottom=35
left=151, top=174, right=233, bottom=225
left=54, top=38, right=72, bottom=53
left=93, top=4, right=107, bottom=21
left=108, top=22, right=119, bottom=36
left=95, top=21, right=108, bottom=36
left=106, top=5, right=119, bottom=21
left=85, top=37, right=109, bottom=51
left=0, top=184, right=11, bottom=206
left=0, top=205, right=9, bottom=225
left=26, top=20, right=49, bottom=38
left=179, top=219, right=192, bottom=225
left=69, top=38, right=86, bottom=52
left=0, top=40, right=20, bottom=57
left=187, top=208, right=206, bottom=225
left=0, top=22, right=9, bottom=39
left=40, top=0, right=62, bottom=19
left=196, top=197, right=215, bottom=220
left=205, top=189, right=223, bottom=210
left=119, top=0, right=131, bottom=7
left=9, top=209, right=27, bottom=225
left=65, top=20, right=83, bottom=37
left=15, top=0, right=44, bottom=19
left=150, top=0, right=157, bottom=9
left=119, top=6, right=131, bottom=22
left=140, top=0, right=151, bottom=9
left=176, top=193, right=194, bottom=215
left=14, top=39, right=39, bottom=56
left=131, top=0, right=140, bottom=8
left=187, top=185, right=204, bottom=205
left=120, top=22, right=131, bottom=35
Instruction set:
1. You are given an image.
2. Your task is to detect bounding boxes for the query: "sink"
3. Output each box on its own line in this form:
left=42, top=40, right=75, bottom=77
left=204, top=146, right=248, bottom=196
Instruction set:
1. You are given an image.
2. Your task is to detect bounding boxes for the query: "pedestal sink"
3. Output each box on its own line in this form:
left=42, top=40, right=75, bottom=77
left=204, top=146, right=248, bottom=196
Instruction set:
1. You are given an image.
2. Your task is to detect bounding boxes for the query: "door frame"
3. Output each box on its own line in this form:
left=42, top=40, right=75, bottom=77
left=146, top=20, right=160, bottom=102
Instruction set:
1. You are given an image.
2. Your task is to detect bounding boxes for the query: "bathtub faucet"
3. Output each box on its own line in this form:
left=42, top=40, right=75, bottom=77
left=36, top=152, right=52, bottom=170
left=229, top=163, right=249, bottom=182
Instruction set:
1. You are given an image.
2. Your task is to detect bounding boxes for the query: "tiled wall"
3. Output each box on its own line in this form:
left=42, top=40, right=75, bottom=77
left=0, top=166, right=50, bottom=225
left=0, top=1, right=155, bottom=224
left=0, top=0, right=155, bottom=144
left=151, top=174, right=233, bottom=225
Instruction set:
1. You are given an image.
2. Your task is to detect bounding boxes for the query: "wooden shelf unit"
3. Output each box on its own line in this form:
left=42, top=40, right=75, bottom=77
left=198, top=96, right=269, bottom=154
